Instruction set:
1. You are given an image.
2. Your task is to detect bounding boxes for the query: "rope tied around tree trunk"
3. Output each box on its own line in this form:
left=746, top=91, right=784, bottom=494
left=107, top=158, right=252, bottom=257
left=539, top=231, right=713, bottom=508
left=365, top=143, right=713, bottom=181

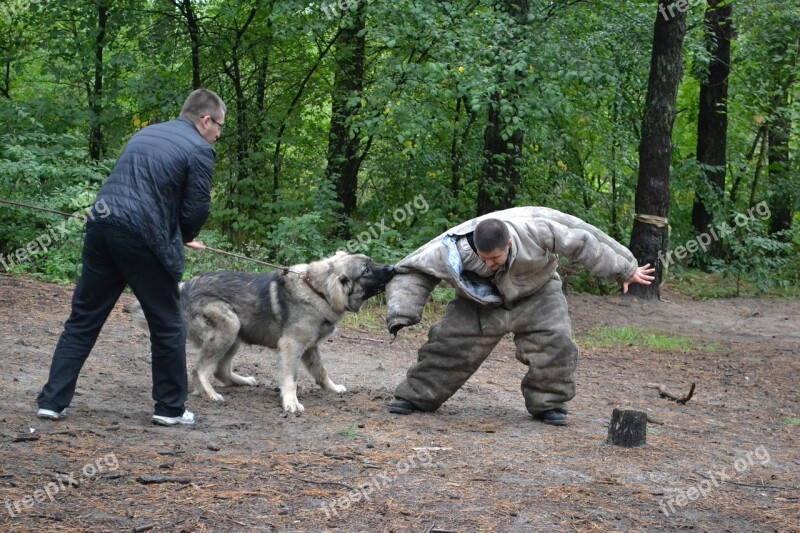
left=633, top=213, right=669, bottom=228
left=633, top=213, right=672, bottom=283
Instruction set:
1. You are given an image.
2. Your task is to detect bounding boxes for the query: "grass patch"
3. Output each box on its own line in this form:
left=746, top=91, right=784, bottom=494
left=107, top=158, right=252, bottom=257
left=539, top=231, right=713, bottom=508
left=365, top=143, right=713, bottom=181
left=667, top=268, right=800, bottom=300
left=339, top=285, right=452, bottom=331
left=666, top=270, right=741, bottom=299
left=580, top=326, right=716, bottom=353
left=338, top=425, right=361, bottom=439
left=785, top=418, right=800, bottom=427
left=338, top=294, right=390, bottom=331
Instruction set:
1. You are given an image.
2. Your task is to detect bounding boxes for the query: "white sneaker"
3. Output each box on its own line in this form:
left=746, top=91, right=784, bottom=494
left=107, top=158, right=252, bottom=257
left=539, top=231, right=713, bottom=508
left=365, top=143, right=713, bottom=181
left=37, top=408, right=68, bottom=420
left=152, top=410, right=196, bottom=426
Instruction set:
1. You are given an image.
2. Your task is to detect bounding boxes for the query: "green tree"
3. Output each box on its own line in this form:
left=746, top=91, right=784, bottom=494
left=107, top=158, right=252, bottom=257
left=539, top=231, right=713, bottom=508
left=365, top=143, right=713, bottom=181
left=629, top=0, right=688, bottom=299
left=692, top=0, right=733, bottom=259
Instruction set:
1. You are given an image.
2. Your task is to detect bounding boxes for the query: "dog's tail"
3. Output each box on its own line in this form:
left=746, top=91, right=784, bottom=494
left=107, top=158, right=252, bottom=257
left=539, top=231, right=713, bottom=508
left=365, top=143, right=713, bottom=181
left=125, top=282, right=186, bottom=332
left=126, top=298, right=149, bottom=332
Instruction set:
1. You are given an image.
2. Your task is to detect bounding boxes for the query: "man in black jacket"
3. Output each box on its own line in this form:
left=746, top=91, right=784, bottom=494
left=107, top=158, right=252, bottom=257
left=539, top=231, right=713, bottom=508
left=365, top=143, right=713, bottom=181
left=36, top=88, right=226, bottom=426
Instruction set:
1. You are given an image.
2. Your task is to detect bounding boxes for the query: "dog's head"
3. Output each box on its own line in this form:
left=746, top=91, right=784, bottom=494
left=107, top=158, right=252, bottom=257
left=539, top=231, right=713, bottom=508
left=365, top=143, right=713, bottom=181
left=308, top=252, right=396, bottom=313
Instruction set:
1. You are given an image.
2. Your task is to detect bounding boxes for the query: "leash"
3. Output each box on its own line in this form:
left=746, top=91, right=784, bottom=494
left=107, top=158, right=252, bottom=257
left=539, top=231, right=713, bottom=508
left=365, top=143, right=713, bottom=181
left=0, top=197, right=301, bottom=275
left=3, top=197, right=379, bottom=333
left=201, top=245, right=329, bottom=303
left=0, top=198, right=87, bottom=219
left=0, top=198, right=88, bottom=280
left=201, top=246, right=329, bottom=303
left=200, top=245, right=300, bottom=274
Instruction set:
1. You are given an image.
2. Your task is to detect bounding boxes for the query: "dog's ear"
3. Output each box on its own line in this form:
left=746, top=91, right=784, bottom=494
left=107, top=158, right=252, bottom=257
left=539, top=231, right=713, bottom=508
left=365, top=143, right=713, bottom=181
left=319, top=269, right=348, bottom=314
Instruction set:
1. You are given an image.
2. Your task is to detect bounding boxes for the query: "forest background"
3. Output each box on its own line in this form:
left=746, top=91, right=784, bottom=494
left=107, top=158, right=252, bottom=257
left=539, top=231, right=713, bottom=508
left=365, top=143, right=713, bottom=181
left=0, top=0, right=797, bottom=299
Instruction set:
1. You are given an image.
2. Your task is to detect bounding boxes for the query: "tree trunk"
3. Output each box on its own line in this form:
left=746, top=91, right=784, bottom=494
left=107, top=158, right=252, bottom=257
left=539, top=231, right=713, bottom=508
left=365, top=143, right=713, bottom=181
left=749, top=125, right=767, bottom=208
left=450, top=96, right=463, bottom=201
left=1, top=60, right=10, bottom=99
left=324, top=3, right=367, bottom=235
left=88, top=1, right=108, bottom=161
left=476, top=0, right=528, bottom=216
left=691, top=0, right=732, bottom=260
left=767, top=109, right=793, bottom=236
left=628, top=0, right=687, bottom=299
left=763, top=24, right=797, bottom=236
left=221, top=8, right=257, bottom=216
left=178, top=0, right=202, bottom=89
left=230, top=52, right=250, bottom=197
left=272, top=29, right=341, bottom=201
left=477, top=93, right=525, bottom=216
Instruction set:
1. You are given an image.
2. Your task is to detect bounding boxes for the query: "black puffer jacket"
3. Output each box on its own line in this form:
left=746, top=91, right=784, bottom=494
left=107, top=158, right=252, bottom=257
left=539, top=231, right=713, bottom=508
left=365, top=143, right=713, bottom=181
left=88, top=117, right=215, bottom=281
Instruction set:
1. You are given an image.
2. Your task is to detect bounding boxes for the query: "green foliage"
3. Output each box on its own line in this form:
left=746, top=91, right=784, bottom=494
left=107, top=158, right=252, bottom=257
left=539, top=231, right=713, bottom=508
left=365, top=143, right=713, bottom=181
left=666, top=269, right=742, bottom=299
left=712, top=231, right=794, bottom=296
left=0, top=0, right=795, bottom=298
left=0, top=112, right=109, bottom=282
left=182, top=229, right=275, bottom=279
left=668, top=260, right=800, bottom=299
left=580, top=326, right=717, bottom=353
left=560, top=261, right=620, bottom=296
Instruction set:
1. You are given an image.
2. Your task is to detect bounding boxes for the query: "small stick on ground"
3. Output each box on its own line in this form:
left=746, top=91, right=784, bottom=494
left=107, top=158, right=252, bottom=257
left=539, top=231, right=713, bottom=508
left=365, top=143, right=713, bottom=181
left=289, top=475, right=356, bottom=491
left=13, top=433, right=41, bottom=442
left=136, top=476, right=192, bottom=485
left=338, top=334, right=385, bottom=344
left=647, top=382, right=695, bottom=404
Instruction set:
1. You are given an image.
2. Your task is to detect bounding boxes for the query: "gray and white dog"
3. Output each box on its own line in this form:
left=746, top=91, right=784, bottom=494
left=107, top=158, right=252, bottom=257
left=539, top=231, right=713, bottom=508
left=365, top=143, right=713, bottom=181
left=130, top=252, right=395, bottom=412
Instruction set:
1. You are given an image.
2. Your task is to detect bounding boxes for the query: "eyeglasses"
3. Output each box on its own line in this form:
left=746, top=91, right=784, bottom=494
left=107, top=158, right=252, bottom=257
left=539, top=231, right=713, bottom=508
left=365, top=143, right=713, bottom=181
left=207, top=115, right=225, bottom=130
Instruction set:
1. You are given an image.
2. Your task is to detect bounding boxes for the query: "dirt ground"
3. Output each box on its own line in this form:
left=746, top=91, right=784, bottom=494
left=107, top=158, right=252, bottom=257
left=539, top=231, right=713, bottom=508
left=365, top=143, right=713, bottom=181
left=0, top=272, right=798, bottom=532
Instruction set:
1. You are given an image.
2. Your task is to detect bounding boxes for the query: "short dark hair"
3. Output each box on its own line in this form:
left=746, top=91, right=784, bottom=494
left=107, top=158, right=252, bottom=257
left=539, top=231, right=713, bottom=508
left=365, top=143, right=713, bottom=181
left=474, top=218, right=510, bottom=253
left=180, top=89, right=227, bottom=123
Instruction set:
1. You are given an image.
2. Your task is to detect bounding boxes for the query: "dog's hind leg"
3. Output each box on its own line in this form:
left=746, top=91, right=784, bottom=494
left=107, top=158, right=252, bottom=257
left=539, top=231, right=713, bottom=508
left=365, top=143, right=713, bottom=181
left=301, top=346, right=346, bottom=394
left=186, top=343, right=202, bottom=396
left=194, top=348, right=227, bottom=402
left=192, top=304, right=241, bottom=402
left=214, top=340, right=257, bottom=387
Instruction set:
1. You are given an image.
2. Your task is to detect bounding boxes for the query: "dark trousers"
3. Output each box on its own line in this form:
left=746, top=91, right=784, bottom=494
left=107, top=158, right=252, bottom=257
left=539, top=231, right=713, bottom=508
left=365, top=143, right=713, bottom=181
left=37, top=224, right=188, bottom=417
left=395, top=279, right=579, bottom=415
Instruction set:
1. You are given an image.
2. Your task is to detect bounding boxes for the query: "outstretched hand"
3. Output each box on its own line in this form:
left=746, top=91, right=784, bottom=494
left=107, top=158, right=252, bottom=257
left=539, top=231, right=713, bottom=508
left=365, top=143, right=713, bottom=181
left=622, top=263, right=656, bottom=294
left=185, top=240, right=206, bottom=250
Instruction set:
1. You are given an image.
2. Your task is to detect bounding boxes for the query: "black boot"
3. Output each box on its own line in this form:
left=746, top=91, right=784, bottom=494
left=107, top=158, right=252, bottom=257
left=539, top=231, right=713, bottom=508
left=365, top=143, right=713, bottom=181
left=389, top=398, right=417, bottom=415
left=534, top=410, right=567, bottom=426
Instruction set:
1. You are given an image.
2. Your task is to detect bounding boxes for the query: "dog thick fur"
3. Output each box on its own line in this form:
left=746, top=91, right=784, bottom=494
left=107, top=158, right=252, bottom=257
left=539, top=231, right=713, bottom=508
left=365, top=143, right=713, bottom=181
left=130, top=252, right=395, bottom=412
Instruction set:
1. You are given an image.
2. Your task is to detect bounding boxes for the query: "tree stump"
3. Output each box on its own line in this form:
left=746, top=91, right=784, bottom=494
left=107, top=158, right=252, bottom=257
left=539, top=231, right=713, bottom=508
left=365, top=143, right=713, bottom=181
left=607, top=408, right=647, bottom=447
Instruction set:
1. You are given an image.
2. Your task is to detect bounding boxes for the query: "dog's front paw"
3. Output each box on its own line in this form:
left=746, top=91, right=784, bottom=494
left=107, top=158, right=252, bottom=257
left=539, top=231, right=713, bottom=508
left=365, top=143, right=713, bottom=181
left=330, top=383, right=346, bottom=393
left=241, top=376, right=258, bottom=387
left=283, top=397, right=305, bottom=413
left=208, top=392, right=225, bottom=402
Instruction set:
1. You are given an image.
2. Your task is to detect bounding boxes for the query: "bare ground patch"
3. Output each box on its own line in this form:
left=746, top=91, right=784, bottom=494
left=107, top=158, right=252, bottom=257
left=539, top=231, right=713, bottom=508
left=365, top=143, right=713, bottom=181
left=1, top=273, right=798, bottom=532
